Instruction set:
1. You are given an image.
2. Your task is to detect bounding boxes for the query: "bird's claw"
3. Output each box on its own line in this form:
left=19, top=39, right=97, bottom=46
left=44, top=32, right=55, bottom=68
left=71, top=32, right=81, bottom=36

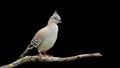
left=37, top=52, right=53, bottom=57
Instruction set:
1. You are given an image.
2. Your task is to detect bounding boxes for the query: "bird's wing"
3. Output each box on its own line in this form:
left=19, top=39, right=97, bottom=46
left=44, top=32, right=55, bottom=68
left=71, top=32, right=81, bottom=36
left=30, top=28, right=47, bottom=48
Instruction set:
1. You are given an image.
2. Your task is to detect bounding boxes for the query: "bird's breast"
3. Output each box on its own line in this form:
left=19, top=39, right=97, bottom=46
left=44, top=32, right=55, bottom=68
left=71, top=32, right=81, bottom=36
left=37, top=24, right=58, bottom=52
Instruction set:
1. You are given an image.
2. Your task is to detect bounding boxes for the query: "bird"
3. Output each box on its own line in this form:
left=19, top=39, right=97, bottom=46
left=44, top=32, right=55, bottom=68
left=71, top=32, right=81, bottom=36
left=19, top=10, right=61, bottom=58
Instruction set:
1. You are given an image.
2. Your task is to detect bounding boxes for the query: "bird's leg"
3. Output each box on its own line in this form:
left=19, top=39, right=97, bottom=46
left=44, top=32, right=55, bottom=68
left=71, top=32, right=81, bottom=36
left=37, top=52, right=53, bottom=57
left=43, top=52, right=53, bottom=57
left=43, top=52, right=47, bottom=56
left=37, top=52, right=44, bottom=57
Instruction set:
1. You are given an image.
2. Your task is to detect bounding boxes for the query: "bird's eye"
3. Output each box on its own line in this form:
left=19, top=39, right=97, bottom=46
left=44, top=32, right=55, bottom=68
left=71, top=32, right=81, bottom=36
left=54, top=17, right=57, bottom=20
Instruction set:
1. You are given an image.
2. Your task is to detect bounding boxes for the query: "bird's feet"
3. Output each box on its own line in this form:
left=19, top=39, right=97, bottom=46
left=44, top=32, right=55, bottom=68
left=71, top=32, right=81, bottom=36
left=37, top=52, right=44, bottom=57
left=37, top=52, right=53, bottom=57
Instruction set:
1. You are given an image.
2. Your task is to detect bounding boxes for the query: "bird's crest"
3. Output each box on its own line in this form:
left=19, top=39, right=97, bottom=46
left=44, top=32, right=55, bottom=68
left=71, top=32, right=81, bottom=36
left=48, top=10, right=61, bottom=24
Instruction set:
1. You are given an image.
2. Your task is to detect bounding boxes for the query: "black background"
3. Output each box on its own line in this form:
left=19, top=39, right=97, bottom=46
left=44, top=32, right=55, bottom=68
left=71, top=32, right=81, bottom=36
left=0, top=2, right=117, bottom=68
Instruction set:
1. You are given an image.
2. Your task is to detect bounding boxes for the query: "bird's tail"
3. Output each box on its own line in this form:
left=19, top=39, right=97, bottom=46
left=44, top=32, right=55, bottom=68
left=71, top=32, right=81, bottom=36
left=19, top=44, right=34, bottom=59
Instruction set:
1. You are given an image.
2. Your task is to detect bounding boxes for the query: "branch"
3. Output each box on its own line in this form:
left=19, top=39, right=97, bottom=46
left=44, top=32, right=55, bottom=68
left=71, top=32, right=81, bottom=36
left=0, top=53, right=102, bottom=68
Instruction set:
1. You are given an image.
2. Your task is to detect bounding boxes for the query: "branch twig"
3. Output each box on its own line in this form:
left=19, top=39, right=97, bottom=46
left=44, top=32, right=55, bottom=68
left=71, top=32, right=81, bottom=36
left=0, top=53, right=102, bottom=68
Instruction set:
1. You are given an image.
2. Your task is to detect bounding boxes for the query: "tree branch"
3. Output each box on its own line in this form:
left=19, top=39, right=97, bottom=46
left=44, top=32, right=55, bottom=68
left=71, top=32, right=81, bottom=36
left=0, top=53, right=102, bottom=68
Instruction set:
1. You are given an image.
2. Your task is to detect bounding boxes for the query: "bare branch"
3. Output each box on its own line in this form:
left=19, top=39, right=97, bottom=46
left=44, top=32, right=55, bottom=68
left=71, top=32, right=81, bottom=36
left=0, top=53, right=102, bottom=68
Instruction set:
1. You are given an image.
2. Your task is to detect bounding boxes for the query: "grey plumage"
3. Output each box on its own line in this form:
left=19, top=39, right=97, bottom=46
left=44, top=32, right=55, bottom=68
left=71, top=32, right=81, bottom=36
left=30, top=11, right=61, bottom=53
left=19, top=11, right=61, bottom=58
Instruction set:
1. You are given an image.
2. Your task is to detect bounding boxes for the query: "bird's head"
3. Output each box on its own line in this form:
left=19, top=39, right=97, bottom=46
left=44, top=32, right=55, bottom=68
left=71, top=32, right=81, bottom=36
left=48, top=10, right=62, bottom=24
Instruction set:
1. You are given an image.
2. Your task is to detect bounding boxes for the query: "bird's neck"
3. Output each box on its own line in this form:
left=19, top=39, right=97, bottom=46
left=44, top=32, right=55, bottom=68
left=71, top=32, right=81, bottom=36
left=47, top=21, right=57, bottom=26
left=47, top=22, right=58, bottom=31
